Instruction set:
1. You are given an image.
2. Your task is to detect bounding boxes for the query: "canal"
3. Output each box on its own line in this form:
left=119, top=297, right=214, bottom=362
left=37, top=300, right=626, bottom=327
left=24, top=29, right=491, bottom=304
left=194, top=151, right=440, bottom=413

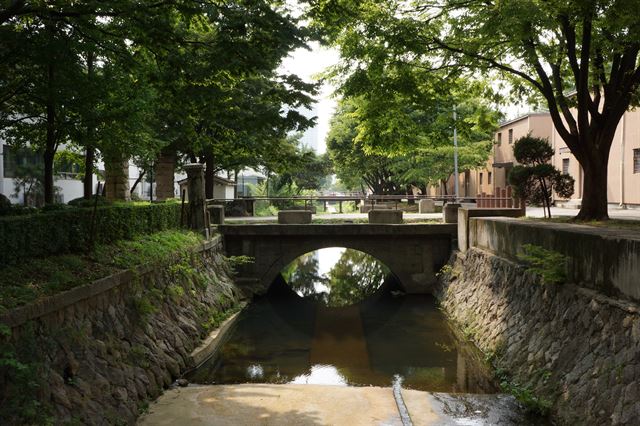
left=186, top=248, right=496, bottom=393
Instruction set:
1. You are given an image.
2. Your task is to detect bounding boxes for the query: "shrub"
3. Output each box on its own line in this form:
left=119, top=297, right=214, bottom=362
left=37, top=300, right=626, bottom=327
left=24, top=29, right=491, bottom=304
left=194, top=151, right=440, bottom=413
left=517, top=244, right=568, bottom=285
left=509, top=134, right=575, bottom=218
left=0, top=202, right=182, bottom=265
left=0, top=194, right=11, bottom=215
left=68, top=195, right=111, bottom=208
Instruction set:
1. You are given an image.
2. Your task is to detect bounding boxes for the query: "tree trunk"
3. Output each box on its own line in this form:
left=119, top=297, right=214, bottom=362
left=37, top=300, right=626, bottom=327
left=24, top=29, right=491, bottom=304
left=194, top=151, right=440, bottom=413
left=104, top=151, right=130, bottom=201
left=233, top=169, right=239, bottom=198
left=44, top=60, right=56, bottom=205
left=130, top=169, right=146, bottom=195
left=204, top=152, right=214, bottom=199
left=83, top=147, right=95, bottom=198
left=155, top=150, right=176, bottom=201
left=83, top=50, right=95, bottom=199
left=576, top=159, right=609, bottom=221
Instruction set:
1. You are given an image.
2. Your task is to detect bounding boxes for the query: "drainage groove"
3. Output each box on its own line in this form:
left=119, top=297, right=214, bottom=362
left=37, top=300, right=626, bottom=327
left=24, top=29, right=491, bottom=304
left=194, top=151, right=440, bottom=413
left=392, top=375, right=413, bottom=426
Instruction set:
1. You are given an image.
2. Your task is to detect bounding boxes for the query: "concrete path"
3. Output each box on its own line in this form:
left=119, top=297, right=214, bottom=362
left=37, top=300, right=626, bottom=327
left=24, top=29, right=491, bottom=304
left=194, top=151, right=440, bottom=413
left=138, top=384, right=534, bottom=426
left=225, top=206, right=640, bottom=223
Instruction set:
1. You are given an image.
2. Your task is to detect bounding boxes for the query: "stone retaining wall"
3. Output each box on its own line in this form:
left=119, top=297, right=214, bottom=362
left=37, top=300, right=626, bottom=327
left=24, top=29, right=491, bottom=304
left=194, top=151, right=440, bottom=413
left=0, top=237, right=239, bottom=425
left=437, top=248, right=640, bottom=425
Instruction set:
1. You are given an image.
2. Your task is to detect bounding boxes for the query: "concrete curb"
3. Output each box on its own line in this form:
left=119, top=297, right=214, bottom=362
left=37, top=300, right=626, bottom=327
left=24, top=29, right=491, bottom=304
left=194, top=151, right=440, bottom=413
left=188, top=304, right=246, bottom=368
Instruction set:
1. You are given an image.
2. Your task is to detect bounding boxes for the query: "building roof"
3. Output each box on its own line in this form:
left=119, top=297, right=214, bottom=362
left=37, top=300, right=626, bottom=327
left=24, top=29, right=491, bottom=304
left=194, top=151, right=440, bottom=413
left=178, top=176, right=235, bottom=186
left=498, top=112, right=550, bottom=128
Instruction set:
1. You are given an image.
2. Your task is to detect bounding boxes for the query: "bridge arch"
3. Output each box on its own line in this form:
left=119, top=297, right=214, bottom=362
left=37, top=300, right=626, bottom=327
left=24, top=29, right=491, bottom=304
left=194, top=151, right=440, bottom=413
left=219, top=224, right=456, bottom=297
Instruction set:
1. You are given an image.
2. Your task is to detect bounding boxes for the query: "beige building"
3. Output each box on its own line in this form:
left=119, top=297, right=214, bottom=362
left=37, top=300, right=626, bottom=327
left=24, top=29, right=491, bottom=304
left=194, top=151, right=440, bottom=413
left=428, top=113, right=554, bottom=197
left=427, top=109, right=640, bottom=207
left=552, top=109, right=640, bottom=207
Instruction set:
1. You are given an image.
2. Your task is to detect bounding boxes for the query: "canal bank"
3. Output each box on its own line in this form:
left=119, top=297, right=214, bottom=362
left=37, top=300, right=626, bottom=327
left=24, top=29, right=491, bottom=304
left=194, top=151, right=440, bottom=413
left=0, top=236, right=241, bottom=424
left=437, top=218, right=640, bottom=424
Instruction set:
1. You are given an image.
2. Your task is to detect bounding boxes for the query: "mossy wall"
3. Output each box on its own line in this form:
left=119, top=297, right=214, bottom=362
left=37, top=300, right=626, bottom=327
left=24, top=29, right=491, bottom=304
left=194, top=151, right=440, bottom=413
left=437, top=248, right=640, bottom=425
left=0, top=238, right=239, bottom=425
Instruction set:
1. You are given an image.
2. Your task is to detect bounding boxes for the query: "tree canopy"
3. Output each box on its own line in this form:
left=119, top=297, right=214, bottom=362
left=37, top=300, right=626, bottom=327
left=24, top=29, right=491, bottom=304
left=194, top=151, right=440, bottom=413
left=0, top=0, right=317, bottom=204
left=305, top=0, right=640, bottom=220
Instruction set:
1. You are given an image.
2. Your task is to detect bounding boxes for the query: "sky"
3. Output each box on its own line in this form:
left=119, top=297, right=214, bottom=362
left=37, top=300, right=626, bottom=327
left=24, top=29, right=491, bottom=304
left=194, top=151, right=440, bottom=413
left=278, top=38, right=533, bottom=154
left=279, top=42, right=341, bottom=154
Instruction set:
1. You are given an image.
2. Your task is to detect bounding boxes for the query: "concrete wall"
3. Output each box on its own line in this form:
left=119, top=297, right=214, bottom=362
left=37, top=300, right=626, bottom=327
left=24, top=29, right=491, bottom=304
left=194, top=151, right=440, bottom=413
left=0, top=238, right=239, bottom=424
left=457, top=208, right=525, bottom=253
left=220, top=224, right=456, bottom=296
left=437, top=249, right=640, bottom=425
left=468, top=217, right=640, bottom=302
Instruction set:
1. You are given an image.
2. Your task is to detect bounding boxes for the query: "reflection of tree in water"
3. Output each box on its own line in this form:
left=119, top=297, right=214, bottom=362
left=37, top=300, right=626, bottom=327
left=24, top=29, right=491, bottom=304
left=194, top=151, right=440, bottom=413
left=282, top=249, right=391, bottom=307
left=281, top=252, right=329, bottom=303
left=326, top=250, right=390, bottom=307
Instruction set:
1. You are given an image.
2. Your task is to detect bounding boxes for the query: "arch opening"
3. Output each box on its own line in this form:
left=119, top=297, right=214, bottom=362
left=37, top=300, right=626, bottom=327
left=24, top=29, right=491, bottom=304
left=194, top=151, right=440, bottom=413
left=275, top=247, right=400, bottom=307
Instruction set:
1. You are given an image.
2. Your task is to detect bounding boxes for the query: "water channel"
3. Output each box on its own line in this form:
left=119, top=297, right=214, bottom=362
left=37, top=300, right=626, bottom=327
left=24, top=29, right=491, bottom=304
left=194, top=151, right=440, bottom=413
left=186, top=248, right=497, bottom=393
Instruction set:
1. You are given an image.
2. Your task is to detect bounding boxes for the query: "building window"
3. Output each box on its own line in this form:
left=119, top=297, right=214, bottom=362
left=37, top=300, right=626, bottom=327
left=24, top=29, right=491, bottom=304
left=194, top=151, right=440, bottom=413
left=497, top=132, right=502, bottom=145
left=508, top=129, right=514, bottom=144
left=3, top=145, right=42, bottom=178
left=634, top=149, right=640, bottom=174
left=562, top=158, right=570, bottom=175
left=488, top=172, right=492, bottom=184
left=479, top=172, right=483, bottom=185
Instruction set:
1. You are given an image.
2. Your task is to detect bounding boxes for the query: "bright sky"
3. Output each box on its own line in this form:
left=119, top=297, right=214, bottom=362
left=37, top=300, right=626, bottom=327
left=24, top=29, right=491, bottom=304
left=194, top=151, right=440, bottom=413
left=279, top=42, right=341, bottom=153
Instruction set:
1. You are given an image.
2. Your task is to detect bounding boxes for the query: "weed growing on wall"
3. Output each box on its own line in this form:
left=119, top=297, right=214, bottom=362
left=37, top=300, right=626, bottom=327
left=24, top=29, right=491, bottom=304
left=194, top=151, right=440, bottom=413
left=224, top=255, right=255, bottom=275
left=0, top=324, right=52, bottom=424
left=517, top=244, right=568, bottom=285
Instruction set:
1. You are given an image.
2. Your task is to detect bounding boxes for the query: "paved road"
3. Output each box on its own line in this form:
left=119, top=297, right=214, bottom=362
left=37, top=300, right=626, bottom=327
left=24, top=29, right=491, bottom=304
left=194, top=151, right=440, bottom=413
left=138, top=384, right=534, bottom=426
left=225, top=206, right=640, bottom=223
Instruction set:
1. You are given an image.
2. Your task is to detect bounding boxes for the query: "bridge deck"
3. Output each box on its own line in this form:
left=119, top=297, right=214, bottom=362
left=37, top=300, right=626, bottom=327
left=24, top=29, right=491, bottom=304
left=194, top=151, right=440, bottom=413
left=218, top=223, right=457, bottom=236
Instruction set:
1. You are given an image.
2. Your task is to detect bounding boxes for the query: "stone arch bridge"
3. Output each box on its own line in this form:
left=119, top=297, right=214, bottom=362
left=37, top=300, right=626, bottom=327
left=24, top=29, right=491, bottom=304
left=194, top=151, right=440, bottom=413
left=218, top=224, right=457, bottom=297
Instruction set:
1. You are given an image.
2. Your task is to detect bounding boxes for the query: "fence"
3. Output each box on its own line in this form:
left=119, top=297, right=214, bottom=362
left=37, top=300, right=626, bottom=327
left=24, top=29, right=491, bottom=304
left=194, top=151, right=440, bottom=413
left=476, top=186, right=525, bottom=209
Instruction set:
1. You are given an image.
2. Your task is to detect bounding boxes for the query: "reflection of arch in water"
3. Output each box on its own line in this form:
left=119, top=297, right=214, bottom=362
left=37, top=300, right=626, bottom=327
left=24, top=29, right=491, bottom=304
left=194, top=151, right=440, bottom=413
left=260, top=241, right=404, bottom=291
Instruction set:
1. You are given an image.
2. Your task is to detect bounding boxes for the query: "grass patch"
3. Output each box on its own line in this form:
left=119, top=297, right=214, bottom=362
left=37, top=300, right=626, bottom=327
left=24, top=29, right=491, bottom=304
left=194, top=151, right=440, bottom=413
left=525, top=216, right=640, bottom=231
left=0, top=230, right=204, bottom=313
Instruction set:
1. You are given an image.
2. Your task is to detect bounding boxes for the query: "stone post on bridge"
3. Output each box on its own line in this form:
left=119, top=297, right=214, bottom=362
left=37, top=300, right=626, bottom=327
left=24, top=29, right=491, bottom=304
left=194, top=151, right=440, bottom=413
left=184, top=163, right=209, bottom=238
left=155, top=150, right=176, bottom=201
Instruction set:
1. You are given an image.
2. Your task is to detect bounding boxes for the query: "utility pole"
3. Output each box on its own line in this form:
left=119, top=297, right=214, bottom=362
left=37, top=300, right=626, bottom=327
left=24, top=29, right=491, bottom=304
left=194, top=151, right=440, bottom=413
left=453, top=105, right=459, bottom=201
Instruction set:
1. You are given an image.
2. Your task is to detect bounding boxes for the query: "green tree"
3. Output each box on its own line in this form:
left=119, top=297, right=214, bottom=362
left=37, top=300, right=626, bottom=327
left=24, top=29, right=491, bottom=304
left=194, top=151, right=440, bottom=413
left=326, top=99, right=405, bottom=194
left=327, top=93, right=496, bottom=195
left=306, top=0, right=640, bottom=220
left=509, top=135, right=575, bottom=218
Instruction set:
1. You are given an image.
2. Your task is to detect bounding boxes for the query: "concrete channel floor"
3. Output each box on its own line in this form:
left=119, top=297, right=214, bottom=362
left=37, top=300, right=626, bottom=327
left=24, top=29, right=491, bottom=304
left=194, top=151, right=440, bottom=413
left=138, top=384, right=531, bottom=426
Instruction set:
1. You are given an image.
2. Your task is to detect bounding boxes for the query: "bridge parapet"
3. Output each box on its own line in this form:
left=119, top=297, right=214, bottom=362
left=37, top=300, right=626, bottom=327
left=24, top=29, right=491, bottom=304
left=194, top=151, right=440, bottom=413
left=218, top=224, right=456, bottom=297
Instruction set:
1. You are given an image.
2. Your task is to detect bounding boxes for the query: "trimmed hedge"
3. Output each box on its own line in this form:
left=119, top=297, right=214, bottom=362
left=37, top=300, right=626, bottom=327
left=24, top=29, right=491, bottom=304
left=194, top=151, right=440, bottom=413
left=0, top=202, right=182, bottom=265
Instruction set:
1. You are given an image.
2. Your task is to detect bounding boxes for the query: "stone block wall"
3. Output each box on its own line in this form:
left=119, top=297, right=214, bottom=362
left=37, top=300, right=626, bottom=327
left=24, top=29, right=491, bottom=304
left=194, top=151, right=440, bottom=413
left=0, top=239, right=239, bottom=425
left=437, top=248, right=640, bottom=425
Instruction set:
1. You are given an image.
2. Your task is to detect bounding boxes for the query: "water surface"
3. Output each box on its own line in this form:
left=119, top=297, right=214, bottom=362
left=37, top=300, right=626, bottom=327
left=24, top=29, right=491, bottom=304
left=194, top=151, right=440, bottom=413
left=187, top=248, right=496, bottom=393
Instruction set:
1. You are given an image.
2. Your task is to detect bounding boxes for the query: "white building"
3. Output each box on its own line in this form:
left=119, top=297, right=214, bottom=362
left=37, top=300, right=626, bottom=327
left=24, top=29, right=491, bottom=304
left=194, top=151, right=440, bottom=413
left=0, top=141, right=235, bottom=205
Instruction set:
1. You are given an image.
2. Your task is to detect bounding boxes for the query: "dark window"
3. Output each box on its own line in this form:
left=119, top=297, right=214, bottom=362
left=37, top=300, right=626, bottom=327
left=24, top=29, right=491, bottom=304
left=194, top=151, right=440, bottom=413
left=488, top=172, right=492, bottom=184
left=3, top=145, right=42, bottom=178
left=508, top=129, right=514, bottom=144
left=479, top=172, right=483, bottom=185
left=497, top=132, right=502, bottom=145
left=562, top=158, right=570, bottom=175
left=634, top=149, right=640, bottom=174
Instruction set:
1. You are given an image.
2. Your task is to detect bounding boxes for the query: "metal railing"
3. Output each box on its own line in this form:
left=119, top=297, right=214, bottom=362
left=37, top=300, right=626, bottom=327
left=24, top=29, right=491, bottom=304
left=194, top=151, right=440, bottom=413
left=206, top=193, right=476, bottom=215
left=476, top=187, right=525, bottom=209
